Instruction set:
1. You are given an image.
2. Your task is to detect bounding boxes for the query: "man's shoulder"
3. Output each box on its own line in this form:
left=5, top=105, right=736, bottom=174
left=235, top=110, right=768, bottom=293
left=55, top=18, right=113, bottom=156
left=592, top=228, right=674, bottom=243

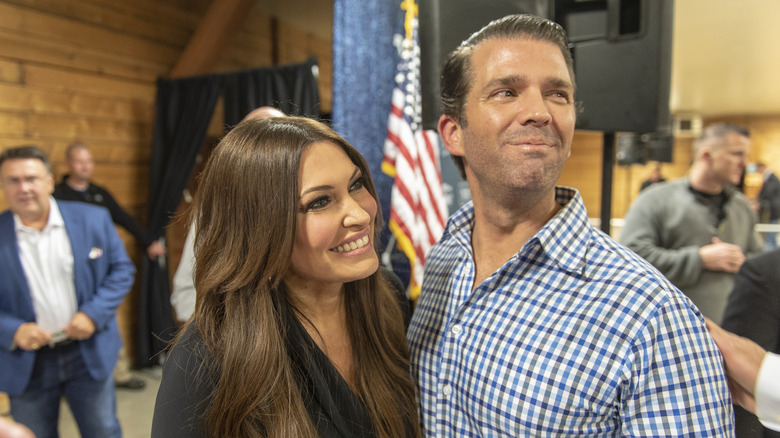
left=87, top=181, right=111, bottom=194
left=57, top=200, right=112, bottom=221
left=0, top=210, right=13, bottom=232
left=744, top=247, right=780, bottom=270
left=588, top=230, right=685, bottom=300
left=52, top=180, right=76, bottom=197
left=729, top=187, right=754, bottom=204
left=625, top=178, right=687, bottom=218
left=639, top=177, right=686, bottom=197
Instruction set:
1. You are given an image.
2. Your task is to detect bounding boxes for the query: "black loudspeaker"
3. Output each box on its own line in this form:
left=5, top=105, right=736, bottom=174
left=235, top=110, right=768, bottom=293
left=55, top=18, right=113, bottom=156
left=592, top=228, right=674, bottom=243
left=419, top=0, right=674, bottom=139
left=556, top=0, right=674, bottom=134
left=616, top=132, right=645, bottom=166
left=419, top=0, right=549, bottom=131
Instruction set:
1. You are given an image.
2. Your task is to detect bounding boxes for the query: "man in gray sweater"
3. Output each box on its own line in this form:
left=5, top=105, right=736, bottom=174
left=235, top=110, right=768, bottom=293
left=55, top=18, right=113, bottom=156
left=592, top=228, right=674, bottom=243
left=620, top=123, right=763, bottom=323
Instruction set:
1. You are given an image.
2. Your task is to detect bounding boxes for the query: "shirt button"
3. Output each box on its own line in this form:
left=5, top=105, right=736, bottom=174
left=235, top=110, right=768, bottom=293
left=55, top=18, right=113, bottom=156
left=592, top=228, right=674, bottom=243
left=441, top=384, right=453, bottom=396
left=451, top=324, right=462, bottom=335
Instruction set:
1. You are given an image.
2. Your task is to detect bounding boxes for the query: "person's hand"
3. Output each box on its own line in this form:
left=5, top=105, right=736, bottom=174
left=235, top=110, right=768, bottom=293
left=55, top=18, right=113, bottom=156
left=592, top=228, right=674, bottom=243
left=62, top=312, right=96, bottom=341
left=146, top=240, right=167, bottom=260
left=699, top=237, right=746, bottom=273
left=0, top=417, right=35, bottom=438
left=12, top=322, right=51, bottom=351
left=705, top=317, right=766, bottom=413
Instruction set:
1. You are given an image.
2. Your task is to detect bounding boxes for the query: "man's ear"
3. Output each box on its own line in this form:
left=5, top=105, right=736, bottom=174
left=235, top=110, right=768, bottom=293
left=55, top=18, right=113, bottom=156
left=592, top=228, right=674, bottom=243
left=700, top=147, right=713, bottom=164
left=438, top=114, right=464, bottom=158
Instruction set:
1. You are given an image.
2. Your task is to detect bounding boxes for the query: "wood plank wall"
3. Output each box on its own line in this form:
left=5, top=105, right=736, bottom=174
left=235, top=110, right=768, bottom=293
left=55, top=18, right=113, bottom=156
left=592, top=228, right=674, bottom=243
left=0, top=0, right=332, bottom=364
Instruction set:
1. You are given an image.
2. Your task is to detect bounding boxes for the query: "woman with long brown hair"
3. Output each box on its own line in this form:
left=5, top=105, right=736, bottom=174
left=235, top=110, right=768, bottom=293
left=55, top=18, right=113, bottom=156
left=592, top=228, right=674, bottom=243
left=151, top=117, right=420, bottom=437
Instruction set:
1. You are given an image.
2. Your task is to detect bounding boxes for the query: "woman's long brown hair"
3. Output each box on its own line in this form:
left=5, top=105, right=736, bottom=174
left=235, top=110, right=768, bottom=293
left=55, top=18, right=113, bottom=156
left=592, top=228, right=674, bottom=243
left=190, top=117, right=420, bottom=437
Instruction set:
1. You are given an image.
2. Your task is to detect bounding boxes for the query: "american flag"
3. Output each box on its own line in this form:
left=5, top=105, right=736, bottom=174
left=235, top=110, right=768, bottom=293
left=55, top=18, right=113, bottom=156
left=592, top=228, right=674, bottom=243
left=382, top=0, right=447, bottom=300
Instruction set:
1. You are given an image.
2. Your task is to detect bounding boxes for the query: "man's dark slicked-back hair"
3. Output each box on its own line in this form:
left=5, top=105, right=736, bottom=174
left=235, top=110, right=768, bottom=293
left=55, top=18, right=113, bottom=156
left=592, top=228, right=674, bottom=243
left=0, top=145, right=51, bottom=174
left=440, top=14, right=575, bottom=125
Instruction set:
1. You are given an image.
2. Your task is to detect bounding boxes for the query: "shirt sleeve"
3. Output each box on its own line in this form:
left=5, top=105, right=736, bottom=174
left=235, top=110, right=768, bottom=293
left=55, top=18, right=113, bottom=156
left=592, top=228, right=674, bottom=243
left=171, top=226, right=196, bottom=323
left=757, top=352, right=780, bottom=431
left=97, top=186, right=154, bottom=247
left=622, top=296, right=735, bottom=436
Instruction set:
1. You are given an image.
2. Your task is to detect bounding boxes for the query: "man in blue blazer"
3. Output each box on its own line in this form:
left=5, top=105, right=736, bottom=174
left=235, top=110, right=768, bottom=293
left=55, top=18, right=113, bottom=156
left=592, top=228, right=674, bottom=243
left=0, top=145, right=135, bottom=438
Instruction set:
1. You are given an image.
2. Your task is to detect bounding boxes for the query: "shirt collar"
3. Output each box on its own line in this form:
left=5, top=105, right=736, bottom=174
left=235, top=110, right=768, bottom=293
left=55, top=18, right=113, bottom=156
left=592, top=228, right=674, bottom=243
left=14, top=197, right=65, bottom=233
left=537, top=187, right=591, bottom=276
left=442, top=186, right=591, bottom=276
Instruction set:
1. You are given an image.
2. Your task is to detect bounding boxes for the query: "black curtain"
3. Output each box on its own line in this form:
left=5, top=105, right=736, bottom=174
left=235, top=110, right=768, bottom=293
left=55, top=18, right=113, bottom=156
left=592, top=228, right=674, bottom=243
left=223, top=57, right=320, bottom=126
left=137, top=60, right=319, bottom=368
left=137, top=75, right=221, bottom=367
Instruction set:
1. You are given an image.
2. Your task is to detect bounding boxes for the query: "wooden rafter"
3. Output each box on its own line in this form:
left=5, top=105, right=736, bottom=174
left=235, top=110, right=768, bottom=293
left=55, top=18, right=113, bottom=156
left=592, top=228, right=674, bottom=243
left=169, top=0, right=256, bottom=78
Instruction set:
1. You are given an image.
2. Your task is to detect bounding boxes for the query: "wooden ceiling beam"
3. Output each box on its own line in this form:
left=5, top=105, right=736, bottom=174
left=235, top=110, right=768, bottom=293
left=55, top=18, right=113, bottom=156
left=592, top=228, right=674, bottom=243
left=169, top=0, right=256, bottom=78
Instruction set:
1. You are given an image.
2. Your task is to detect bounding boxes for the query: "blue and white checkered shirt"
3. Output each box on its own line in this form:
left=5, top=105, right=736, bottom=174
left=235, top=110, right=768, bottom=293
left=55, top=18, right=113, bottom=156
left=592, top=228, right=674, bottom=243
left=408, top=187, right=734, bottom=437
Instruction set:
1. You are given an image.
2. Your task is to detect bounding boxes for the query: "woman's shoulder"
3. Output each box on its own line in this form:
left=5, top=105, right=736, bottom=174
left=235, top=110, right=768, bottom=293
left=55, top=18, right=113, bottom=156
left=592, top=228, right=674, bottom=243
left=164, top=322, right=217, bottom=376
left=153, top=322, right=218, bottom=437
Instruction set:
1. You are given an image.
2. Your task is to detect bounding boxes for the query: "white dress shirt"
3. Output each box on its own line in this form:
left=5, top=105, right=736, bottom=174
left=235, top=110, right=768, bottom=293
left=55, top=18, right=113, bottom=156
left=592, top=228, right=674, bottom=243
left=757, top=352, right=780, bottom=431
left=14, top=197, right=77, bottom=332
left=170, top=224, right=196, bottom=322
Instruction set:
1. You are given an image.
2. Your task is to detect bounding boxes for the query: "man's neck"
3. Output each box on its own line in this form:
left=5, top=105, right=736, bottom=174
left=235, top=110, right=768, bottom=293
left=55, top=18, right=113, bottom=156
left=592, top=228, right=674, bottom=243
left=688, top=163, right=724, bottom=195
left=19, top=209, right=51, bottom=232
left=66, top=175, right=89, bottom=191
left=469, top=188, right=561, bottom=289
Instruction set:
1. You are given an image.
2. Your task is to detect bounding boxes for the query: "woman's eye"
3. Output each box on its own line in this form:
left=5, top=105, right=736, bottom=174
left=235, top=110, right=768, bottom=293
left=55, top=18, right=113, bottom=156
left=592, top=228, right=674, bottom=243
left=305, top=196, right=330, bottom=211
left=350, top=177, right=366, bottom=191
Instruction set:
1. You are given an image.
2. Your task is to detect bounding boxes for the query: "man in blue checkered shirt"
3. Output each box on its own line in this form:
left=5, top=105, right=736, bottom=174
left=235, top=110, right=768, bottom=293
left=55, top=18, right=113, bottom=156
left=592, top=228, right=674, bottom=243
left=407, top=14, right=735, bottom=437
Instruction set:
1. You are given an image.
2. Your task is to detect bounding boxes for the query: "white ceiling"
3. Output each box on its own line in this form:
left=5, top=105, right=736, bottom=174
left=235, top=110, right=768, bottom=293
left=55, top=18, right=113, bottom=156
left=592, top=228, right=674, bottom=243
left=258, top=0, right=780, bottom=119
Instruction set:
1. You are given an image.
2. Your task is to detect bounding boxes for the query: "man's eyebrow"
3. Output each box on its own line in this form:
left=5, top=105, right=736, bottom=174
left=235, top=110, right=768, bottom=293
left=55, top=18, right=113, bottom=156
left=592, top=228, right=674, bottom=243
left=545, top=76, right=574, bottom=90
left=480, top=75, right=526, bottom=93
left=480, top=75, right=573, bottom=94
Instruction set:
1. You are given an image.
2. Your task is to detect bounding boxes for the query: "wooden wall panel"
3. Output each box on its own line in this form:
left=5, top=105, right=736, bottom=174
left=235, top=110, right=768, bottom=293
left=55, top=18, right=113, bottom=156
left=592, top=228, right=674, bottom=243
left=0, top=4, right=182, bottom=64
left=0, top=113, right=26, bottom=137
left=214, top=10, right=273, bottom=73
left=24, top=66, right=156, bottom=102
left=0, top=84, right=154, bottom=122
left=83, top=0, right=209, bottom=28
left=558, top=130, right=604, bottom=217
left=0, top=29, right=169, bottom=81
left=276, top=20, right=333, bottom=113
left=0, top=57, right=21, bottom=82
left=1, top=0, right=196, bottom=45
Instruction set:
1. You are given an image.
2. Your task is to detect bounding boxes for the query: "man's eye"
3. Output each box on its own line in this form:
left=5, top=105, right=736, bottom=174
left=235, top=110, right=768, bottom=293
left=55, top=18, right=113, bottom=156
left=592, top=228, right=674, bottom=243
left=548, top=91, right=571, bottom=104
left=491, top=90, right=515, bottom=99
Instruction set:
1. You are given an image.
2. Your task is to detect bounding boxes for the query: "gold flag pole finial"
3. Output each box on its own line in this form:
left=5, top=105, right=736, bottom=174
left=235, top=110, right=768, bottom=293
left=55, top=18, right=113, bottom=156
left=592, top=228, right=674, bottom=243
left=401, top=0, right=418, bottom=41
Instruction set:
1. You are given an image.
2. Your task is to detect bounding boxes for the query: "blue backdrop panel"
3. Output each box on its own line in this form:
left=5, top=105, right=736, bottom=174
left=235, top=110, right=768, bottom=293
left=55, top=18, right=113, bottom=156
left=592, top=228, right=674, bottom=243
left=332, top=0, right=404, bottom=231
